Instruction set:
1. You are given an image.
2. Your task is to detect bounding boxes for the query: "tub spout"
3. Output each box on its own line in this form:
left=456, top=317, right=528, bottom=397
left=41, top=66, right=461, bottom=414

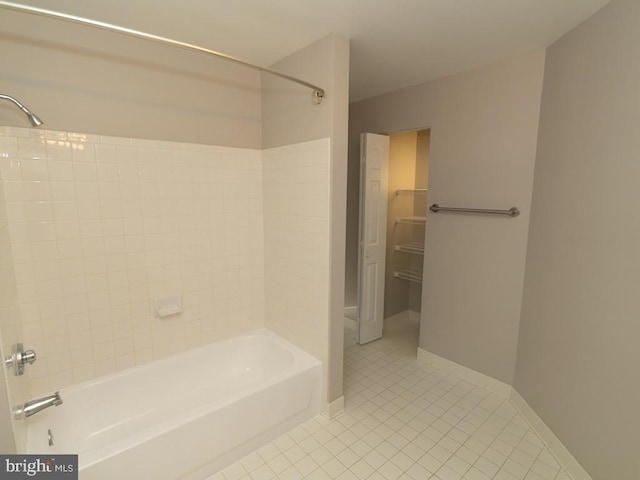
left=20, top=392, right=63, bottom=418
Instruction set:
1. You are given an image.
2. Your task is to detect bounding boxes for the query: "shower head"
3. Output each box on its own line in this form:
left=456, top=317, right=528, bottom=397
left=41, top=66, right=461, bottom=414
left=26, top=112, right=44, bottom=127
left=0, top=94, right=44, bottom=127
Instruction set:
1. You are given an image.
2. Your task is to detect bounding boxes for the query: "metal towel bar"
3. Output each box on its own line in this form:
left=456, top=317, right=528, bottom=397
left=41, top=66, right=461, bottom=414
left=429, top=204, right=520, bottom=217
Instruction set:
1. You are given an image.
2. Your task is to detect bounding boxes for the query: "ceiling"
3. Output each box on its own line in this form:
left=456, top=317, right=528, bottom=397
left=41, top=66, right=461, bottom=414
left=9, top=0, right=612, bottom=102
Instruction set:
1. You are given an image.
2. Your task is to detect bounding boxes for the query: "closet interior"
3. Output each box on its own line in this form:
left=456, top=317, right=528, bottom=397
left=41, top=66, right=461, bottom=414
left=384, top=129, right=430, bottom=322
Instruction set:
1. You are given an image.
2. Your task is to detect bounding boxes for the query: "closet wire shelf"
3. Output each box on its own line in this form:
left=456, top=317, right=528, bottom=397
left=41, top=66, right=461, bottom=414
left=395, top=216, right=426, bottom=225
left=396, top=189, right=428, bottom=196
left=395, top=243, right=425, bottom=255
left=394, top=270, right=423, bottom=284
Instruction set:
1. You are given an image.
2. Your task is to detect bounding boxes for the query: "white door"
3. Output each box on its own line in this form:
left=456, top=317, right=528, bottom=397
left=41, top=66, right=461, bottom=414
left=357, top=133, right=390, bottom=344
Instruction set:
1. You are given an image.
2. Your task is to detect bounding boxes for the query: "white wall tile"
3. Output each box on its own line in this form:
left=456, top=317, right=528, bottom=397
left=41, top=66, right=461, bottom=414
left=0, top=127, right=265, bottom=392
left=0, top=162, right=30, bottom=451
left=263, top=138, right=331, bottom=376
left=18, top=138, right=46, bottom=160
left=46, top=141, right=72, bottom=163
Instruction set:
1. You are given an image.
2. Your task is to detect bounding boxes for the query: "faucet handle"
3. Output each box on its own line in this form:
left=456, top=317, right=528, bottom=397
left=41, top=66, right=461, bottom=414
left=4, top=343, right=37, bottom=376
left=22, top=349, right=36, bottom=365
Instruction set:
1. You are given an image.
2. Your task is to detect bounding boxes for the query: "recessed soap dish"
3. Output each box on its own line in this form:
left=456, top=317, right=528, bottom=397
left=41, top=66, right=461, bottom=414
left=153, top=295, right=182, bottom=318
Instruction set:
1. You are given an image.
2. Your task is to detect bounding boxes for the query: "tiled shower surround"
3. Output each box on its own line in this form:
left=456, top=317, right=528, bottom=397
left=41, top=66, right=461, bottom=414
left=0, top=161, right=30, bottom=449
left=263, top=139, right=330, bottom=376
left=0, top=126, right=330, bottom=398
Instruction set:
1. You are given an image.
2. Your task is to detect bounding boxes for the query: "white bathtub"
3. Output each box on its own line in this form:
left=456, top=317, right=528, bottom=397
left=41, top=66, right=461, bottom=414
left=25, top=329, right=322, bottom=479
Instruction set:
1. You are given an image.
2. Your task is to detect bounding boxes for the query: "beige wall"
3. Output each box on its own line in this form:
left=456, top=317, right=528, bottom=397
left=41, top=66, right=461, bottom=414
left=348, top=50, right=545, bottom=383
left=515, top=1, right=640, bottom=478
left=409, top=130, right=430, bottom=313
left=262, top=36, right=341, bottom=150
left=344, top=121, right=360, bottom=308
left=0, top=8, right=261, bottom=148
left=262, top=35, right=350, bottom=403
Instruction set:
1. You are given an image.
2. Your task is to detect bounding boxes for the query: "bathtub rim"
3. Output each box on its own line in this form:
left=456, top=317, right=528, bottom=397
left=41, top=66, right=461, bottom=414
left=59, top=328, right=320, bottom=396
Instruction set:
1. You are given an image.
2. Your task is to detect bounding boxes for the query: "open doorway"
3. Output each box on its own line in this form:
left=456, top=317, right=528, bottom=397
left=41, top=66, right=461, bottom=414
left=345, top=128, right=430, bottom=351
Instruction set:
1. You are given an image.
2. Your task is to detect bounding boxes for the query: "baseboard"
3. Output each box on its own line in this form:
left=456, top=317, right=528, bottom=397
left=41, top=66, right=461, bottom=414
left=384, top=310, right=410, bottom=323
left=344, top=306, right=358, bottom=331
left=343, top=317, right=357, bottom=331
left=344, top=306, right=357, bottom=318
left=345, top=309, right=419, bottom=334
left=417, top=348, right=511, bottom=398
left=415, top=347, right=592, bottom=480
left=510, top=390, right=593, bottom=480
left=386, top=310, right=420, bottom=323
left=322, top=396, right=344, bottom=419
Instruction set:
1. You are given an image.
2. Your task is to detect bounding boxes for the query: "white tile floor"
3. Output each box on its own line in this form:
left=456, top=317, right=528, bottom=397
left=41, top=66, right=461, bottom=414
left=208, top=318, right=572, bottom=480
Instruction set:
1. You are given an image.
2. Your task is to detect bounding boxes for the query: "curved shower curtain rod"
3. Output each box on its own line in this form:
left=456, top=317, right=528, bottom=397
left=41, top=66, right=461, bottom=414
left=0, top=0, right=325, bottom=104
